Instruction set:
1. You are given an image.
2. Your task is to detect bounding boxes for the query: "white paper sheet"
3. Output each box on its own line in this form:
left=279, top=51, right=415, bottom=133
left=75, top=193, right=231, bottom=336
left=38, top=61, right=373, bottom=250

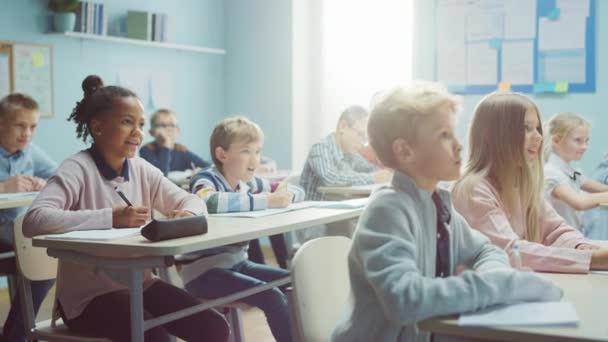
left=0, top=192, right=38, bottom=201
left=459, top=302, right=579, bottom=327
left=0, top=54, right=10, bottom=98
left=210, top=201, right=318, bottom=218
left=466, top=42, right=498, bottom=85
left=504, top=0, right=537, bottom=39
left=557, top=0, right=590, bottom=18
left=436, top=1, right=467, bottom=85
left=315, top=198, right=369, bottom=209
left=45, top=228, right=141, bottom=241
left=538, top=17, right=586, bottom=50
left=543, top=53, right=586, bottom=83
left=501, top=40, right=534, bottom=84
left=466, top=2, right=504, bottom=41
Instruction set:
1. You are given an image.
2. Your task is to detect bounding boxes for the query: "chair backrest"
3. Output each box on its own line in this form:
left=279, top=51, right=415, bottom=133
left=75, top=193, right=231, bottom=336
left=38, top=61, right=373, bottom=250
left=290, top=236, right=352, bottom=342
left=13, top=215, right=57, bottom=281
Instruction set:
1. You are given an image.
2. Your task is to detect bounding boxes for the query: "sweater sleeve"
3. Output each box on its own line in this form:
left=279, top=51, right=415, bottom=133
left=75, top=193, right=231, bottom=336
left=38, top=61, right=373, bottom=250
left=23, top=160, right=112, bottom=237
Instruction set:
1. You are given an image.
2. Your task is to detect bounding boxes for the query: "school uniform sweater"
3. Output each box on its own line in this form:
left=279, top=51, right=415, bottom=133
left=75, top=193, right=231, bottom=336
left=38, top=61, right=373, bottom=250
left=23, top=148, right=206, bottom=320
left=332, top=171, right=562, bottom=342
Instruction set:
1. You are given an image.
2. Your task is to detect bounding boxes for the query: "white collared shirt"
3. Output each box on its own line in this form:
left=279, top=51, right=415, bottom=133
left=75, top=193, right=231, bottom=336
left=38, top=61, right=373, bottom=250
left=544, top=152, right=586, bottom=229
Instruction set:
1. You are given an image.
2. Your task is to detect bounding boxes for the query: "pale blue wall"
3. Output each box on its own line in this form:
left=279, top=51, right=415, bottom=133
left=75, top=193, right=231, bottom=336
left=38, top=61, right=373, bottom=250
left=0, top=0, right=225, bottom=163
left=414, top=0, right=607, bottom=174
left=223, top=0, right=292, bottom=169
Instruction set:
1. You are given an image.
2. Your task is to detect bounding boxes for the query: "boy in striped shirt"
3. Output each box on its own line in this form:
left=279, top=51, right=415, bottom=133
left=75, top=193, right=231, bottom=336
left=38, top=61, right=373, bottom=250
left=181, top=116, right=303, bottom=342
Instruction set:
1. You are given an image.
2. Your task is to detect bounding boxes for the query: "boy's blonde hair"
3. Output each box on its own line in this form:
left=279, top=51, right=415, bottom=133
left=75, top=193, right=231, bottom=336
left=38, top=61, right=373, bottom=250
left=543, top=112, right=590, bottom=161
left=0, top=93, right=39, bottom=120
left=209, top=116, right=264, bottom=168
left=367, top=83, right=462, bottom=168
left=453, top=92, right=544, bottom=242
left=150, top=108, right=176, bottom=126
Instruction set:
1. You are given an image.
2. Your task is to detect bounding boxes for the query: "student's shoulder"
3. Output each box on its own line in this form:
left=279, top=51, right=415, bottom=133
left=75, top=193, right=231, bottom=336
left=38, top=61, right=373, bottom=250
left=365, top=186, right=412, bottom=213
left=55, top=150, right=94, bottom=175
left=140, top=142, right=156, bottom=152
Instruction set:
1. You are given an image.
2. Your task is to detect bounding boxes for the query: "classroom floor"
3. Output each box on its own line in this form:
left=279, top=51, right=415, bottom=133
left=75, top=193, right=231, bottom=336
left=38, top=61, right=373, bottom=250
left=0, top=247, right=278, bottom=341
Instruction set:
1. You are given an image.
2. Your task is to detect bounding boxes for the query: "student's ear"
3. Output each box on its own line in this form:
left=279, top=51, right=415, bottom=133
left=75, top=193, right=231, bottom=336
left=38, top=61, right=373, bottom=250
left=215, top=146, right=228, bottom=163
left=90, top=119, right=103, bottom=138
left=551, top=134, right=562, bottom=145
left=337, top=120, right=348, bottom=135
left=392, top=138, right=414, bottom=164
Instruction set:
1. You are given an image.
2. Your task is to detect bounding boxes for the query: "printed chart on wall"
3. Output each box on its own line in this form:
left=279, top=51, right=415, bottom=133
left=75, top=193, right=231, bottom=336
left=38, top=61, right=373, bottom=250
left=12, top=44, right=53, bottom=117
left=435, top=0, right=595, bottom=95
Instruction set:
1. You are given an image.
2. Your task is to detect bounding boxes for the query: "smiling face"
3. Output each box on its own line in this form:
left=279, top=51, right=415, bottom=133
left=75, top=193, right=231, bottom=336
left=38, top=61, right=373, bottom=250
left=553, top=124, right=590, bottom=162
left=90, top=96, right=145, bottom=162
left=523, top=108, right=543, bottom=165
left=0, top=109, right=39, bottom=154
left=216, top=138, right=263, bottom=186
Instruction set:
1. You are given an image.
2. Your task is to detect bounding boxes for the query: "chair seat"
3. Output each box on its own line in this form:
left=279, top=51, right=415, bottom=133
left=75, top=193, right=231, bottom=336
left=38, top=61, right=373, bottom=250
left=30, top=319, right=113, bottom=342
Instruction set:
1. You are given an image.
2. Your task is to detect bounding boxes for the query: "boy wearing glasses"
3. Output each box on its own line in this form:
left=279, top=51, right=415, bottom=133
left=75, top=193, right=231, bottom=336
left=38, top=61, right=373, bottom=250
left=140, top=109, right=211, bottom=175
left=300, top=105, right=392, bottom=201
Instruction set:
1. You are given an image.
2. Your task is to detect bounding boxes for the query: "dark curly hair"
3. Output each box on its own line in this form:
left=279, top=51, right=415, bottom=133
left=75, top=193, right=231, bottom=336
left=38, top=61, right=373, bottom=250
left=67, top=75, right=137, bottom=142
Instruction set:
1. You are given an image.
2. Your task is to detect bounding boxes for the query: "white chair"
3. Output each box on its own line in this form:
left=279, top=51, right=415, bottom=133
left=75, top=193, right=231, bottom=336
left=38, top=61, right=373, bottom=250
left=13, top=215, right=111, bottom=342
left=289, top=236, right=352, bottom=342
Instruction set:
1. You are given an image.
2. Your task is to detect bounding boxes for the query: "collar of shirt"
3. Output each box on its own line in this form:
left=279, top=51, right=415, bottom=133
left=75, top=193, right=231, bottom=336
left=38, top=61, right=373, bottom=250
left=326, top=132, right=346, bottom=161
left=548, top=152, right=581, bottom=181
left=392, top=170, right=452, bottom=223
left=0, top=144, right=26, bottom=160
left=88, top=145, right=130, bottom=181
left=209, top=165, right=251, bottom=193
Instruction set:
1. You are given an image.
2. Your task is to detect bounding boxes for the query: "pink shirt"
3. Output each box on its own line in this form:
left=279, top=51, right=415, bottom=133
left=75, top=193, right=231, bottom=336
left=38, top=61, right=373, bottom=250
left=453, top=178, right=592, bottom=274
left=23, top=150, right=206, bottom=319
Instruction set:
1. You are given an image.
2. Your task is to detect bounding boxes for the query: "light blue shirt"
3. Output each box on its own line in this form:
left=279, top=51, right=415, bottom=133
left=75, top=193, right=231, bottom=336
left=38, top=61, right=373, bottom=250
left=583, top=158, right=608, bottom=239
left=0, top=143, right=57, bottom=226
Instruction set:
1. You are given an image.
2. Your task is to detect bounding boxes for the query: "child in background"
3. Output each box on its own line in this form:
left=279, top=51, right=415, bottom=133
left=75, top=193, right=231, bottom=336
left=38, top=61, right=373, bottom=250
left=543, top=112, right=608, bottom=231
left=0, top=93, right=57, bottom=342
left=332, top=84, right=562, bottom=342
left=140, top=108, right=210, bottom=175
left=453, top=92, right=608, bottom=274
left=23, top=75, right=228, bottom=341
left=183, top=116, right=303, bottom=342
left=583, top=155, right=608, bottom=239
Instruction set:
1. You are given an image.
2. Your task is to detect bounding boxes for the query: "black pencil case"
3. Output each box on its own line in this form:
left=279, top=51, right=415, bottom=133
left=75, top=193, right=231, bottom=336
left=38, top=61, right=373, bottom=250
left=141, top=215, right=208, bottom=242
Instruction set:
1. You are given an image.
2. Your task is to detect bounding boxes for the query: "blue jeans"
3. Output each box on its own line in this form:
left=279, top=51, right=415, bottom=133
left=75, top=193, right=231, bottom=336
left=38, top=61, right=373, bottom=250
left=185, top=260, right=291, bottom=342
left=4, top=279, right=55, bottom=342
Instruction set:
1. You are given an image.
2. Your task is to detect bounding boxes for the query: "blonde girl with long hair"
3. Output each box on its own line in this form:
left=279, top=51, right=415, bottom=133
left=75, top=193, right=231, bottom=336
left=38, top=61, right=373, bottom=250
left=543, top=112, right=608, bottom=232
left=452, top=92, right=608, bottom=273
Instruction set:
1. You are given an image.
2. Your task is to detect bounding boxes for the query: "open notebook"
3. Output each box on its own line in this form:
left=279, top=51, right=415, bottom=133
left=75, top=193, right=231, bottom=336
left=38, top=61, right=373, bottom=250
left=459, top=301, right=578, bottom=327
left=45, top=228, right=141, bottom=241
left=209, top=198, right=369, bottom=218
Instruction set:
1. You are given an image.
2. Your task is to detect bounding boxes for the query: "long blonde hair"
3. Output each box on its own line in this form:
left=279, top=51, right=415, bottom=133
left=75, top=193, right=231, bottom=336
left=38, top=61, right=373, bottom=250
left=543, top=112, right=590, bottom=161
left=453, top=92, right=544, bottom=242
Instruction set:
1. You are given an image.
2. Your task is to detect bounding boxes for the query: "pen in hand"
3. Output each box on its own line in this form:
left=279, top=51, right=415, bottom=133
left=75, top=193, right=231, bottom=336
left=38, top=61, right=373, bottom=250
left=115, top=186, right=133, bottom=206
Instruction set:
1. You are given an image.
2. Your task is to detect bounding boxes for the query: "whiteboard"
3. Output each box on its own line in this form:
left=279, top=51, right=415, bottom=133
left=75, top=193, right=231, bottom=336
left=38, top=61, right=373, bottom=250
left=12, top=44, right=53, bottom=117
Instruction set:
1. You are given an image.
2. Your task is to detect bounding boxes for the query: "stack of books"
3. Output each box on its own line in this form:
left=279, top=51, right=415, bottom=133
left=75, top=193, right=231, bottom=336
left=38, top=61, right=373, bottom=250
left=75, top=1, right=107, bottom=35
left=127, top=11, right=168, bottom=42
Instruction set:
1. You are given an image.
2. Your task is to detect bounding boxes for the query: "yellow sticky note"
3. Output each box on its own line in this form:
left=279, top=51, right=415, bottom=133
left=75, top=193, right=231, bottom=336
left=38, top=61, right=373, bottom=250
left=498, top=82, right=511, bottom=92
left=555, top=81, right=569, bottom=93
left=32, top=52, right=44, bottom=67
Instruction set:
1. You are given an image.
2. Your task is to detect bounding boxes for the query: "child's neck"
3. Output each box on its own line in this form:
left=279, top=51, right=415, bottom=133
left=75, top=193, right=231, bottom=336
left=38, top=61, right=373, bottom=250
left=399, top=166, right=437, bottom=192
left=95, top=145, right=126, bottom=175
left=220, top=170, right=242, bottom=190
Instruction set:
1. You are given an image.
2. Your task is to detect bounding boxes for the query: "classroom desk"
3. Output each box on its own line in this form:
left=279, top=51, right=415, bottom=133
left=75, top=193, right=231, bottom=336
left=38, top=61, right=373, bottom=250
left=420, top=240, right=608, bottom=342
left=256, top=170, right=292, bottom=182
left=32, top=207, right=363, bottom=342
left=0, top=194, right=37, bottom=210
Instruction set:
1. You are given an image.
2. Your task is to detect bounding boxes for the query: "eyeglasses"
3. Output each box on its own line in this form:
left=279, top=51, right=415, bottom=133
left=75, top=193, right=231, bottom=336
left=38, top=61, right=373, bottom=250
left=153, top=124, right=178, bottom=129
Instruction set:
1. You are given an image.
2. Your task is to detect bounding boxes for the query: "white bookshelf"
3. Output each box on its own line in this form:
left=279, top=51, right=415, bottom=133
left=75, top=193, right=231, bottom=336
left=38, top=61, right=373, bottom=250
left=53, top=31, right=226, bottom=55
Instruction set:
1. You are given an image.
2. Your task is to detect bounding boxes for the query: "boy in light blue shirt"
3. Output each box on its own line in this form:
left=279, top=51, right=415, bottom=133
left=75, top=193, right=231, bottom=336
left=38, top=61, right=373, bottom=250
left=331, top=85, right=562, bottom=342
left=0, top=93, right=57, bottom=342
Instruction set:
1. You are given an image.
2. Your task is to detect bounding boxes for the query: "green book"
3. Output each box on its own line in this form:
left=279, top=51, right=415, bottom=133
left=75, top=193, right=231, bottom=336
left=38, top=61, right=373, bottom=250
left=127, top=10, right=151, bottom=40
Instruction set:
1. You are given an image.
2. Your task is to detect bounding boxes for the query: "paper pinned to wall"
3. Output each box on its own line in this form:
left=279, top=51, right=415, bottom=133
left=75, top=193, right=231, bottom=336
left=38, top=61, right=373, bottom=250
left=501, top=40, right=534, bottom=84
left=0, top=54, right=9, bottom=98
left=12, top=44, right=53, bottom=117
left=538, top=16, right=586, bottom=50
left=542, top=53, right=586, bottom=83
left=466, top=4, right=504, bottom=41
left=117, top=68, right=150, bottom=108
left=436, top=1, right=466, bottom=85
left=149, top=71, right=175, bottom=110
left=504, top=0, right=537, bottom=39
left=557, top=0, right=590, bottom=18
left=466, top=42, right=497, bottom=85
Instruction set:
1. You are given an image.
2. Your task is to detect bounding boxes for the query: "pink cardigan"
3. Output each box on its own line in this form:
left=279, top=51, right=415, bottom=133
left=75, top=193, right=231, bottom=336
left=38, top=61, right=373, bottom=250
left=24, top=151, right=206, bottom=319
left=453, top=178, right=592, bottom=273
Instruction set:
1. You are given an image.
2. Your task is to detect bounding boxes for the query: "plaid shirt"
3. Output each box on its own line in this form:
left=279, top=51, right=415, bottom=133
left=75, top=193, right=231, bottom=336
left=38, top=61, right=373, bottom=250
left=300, top=133, right=376, bottom=200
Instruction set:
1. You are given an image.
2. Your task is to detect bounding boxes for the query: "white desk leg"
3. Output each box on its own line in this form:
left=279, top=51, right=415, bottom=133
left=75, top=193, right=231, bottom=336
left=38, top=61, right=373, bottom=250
left=129, top=269, right=144, bottom=342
